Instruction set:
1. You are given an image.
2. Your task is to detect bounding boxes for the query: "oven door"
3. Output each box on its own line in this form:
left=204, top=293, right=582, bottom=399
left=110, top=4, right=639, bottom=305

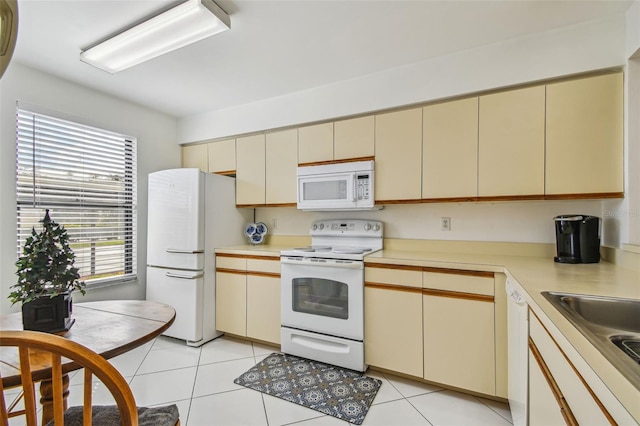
left=281, top=256, right=364, bottom=341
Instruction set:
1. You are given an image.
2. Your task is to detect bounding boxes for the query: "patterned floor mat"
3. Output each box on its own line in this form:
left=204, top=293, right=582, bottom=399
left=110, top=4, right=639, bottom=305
left=234, top=353, right=382, bottom=425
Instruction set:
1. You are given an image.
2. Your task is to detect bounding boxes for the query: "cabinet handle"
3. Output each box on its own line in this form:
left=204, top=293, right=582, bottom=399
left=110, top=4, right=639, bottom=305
left=422, top=288, right=494, bottom=302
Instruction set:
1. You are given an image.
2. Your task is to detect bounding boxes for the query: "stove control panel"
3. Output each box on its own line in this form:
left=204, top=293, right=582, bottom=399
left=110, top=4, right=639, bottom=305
left=310, top=219, right=383, bottom=237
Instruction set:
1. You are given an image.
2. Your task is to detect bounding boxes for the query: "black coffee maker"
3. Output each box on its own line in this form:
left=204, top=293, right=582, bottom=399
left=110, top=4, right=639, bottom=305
left=554, top=215, right=601, bottom=263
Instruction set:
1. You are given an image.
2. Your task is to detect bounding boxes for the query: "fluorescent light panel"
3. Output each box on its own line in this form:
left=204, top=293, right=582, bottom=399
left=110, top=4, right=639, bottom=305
left=80, top=0, right=230, bottom=73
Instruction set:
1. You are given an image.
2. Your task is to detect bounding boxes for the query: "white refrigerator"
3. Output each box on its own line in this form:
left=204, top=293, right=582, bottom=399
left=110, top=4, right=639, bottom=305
left=146, top=168, right=251, bottom=346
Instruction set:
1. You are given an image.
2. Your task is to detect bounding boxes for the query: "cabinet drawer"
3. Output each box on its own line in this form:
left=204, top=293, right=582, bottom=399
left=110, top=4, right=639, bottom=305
left=247, top=257, right=280, bottom=275
left=422, top=271, right=494, bottom=296
left=365, top=265, right=422, bottom=288
left=216, top=255, right=247, bottom=271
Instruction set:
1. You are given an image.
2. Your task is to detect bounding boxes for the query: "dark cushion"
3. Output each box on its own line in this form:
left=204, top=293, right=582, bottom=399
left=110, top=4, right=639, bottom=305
left=45, top=404, right=179, bottom=426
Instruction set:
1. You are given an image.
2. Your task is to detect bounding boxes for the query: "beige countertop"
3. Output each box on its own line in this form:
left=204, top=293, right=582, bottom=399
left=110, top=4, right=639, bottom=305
left=366, top=249, right=640, bottom=423
left=215, top=244, right=288, bottom=257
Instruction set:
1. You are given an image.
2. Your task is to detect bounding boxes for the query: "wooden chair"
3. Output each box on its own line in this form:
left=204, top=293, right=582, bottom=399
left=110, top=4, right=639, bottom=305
left=0, top=330, right=179, bottom=426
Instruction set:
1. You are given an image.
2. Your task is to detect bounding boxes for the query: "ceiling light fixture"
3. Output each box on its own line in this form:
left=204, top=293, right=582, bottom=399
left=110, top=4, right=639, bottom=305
left=80, top=0, right=230, bottom=74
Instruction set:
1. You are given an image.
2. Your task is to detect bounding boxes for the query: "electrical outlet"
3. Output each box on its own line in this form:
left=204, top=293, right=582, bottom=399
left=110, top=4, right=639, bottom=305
left=441, top=217, right=451, bottom=231
left=271, top=219, right=277, bottom=230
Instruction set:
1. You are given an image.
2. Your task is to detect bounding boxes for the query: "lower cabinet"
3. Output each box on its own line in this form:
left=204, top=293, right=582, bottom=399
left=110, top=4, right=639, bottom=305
left=215, top=253, right=281, bottom=345
left=423, top=270, right=496, bottom=395
left=246, top=274, right=281, bottom=343
left=364, top=265, right=423, bottom=377
left=365, top=263, right=504, bottom=397
left=216, top=269, right=247, bottom=336
left=528, top=310, right=620, bottom=425
left=528, top=344, right=568, bottom=426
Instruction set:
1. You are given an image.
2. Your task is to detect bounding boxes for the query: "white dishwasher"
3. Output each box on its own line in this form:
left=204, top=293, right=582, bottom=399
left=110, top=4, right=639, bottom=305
left=506, top=278, right=528, bottom=426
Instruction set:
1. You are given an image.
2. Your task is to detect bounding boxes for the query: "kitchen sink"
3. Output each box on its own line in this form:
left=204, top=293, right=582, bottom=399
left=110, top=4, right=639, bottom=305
left=541, top=292, right=640, bottom=390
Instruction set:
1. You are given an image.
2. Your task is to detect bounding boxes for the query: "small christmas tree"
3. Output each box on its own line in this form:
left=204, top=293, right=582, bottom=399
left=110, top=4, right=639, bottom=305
left=9, top=209, right=86, bottom=305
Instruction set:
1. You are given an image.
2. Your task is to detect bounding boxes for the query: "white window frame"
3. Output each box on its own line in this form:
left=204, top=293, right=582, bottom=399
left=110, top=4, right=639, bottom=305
left=16, top=107, right=137, bottom=288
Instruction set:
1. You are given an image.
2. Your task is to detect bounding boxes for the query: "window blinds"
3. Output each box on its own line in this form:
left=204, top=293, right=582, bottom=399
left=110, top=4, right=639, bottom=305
left=16, top=108, right=137, bottom=286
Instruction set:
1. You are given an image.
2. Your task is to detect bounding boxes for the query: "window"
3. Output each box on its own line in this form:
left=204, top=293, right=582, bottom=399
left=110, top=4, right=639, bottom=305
left=16, top=107, right=137, bottom=287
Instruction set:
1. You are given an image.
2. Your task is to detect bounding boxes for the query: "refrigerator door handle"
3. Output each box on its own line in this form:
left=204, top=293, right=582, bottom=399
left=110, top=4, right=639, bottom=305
left=166, top=248, right=204, bottom=254
left=165, top=272, right=204, bottom=280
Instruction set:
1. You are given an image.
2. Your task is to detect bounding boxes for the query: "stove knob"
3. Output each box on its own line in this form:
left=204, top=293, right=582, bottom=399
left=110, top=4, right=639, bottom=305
left=373, top=224, right=381, bottom=232
left=319, top=223, right=324, bottom=230
left=311, top=224, right=318, bottom=230
left=364, top=223, right=372, bottom=231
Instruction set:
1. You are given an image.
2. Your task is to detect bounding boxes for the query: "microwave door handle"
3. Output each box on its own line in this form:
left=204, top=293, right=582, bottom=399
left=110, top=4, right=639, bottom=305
left=352, top=175, right=358, bottom=201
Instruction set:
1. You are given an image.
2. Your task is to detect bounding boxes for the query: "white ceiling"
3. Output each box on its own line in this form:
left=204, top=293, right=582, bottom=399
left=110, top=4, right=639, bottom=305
left=13, top=0, right=633, bottom=118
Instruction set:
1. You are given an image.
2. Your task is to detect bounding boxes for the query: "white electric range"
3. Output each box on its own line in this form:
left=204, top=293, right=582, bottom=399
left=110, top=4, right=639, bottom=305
left=280, top=219, right=383, bottom=371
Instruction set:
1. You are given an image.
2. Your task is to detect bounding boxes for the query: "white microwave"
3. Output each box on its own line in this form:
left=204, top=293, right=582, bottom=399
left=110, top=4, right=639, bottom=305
left=297, top=160, right=377, bottom=211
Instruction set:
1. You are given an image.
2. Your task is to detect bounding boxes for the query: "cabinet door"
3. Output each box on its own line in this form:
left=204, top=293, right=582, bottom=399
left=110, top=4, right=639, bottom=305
left=298, top=122, right=334, bottom=164
left=546, top=72, right=623, bottom=195
left=423, top=98, right=478, bottom=200
left=208, top=138, right=236, bottom=174
left=375, top=108, right=422, bottom=201
left=423, top=294, right=495, bottom=395
left=365, top=265, right=423, bottom=377
left=478, top=86, right=545, bottom=198
left=215, top=271, right=247, bottom=336
left=530, top=313, right=611, bottom=424
left=265, top=129, right=298, bottom=205
left=528, top=346, right=567, bottom=426
left=182, top=144, right=208, bottom=172
left=365, top=286, right=423, bottom=377
left=236, top=134, right=266, bottom=206
left=246, top=274, right=281, bottom=344
left=334, top=116, right=375, bottom=160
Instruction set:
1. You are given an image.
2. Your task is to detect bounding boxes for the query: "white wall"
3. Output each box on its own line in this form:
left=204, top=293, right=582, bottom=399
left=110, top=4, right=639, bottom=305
left=627, top=1, right=640, bottom=58
left=0, top=63, right=180, bottom=314
left=177, top=14, right=626, bottom=144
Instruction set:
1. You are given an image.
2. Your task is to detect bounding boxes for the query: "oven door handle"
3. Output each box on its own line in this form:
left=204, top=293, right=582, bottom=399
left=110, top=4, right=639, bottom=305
left=281, top=257, right=363, bottom=269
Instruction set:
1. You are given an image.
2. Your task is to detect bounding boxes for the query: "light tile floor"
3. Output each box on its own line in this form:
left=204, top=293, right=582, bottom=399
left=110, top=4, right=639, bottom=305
left=8, top=335, right=513, bottom=426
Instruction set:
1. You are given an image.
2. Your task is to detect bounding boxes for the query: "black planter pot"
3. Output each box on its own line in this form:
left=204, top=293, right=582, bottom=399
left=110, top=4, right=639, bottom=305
left=21, top=293, right=75, bottom=333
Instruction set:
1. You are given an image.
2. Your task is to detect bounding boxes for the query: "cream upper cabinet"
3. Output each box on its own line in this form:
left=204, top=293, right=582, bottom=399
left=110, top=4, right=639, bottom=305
left=265, top=129, right=298, bottom=205
left=546, top=72, right=624, bottom=196
left=208, top=138, right=236, bottom=174
left=236, top=134, right=266, bottom=206
left=298, top=122, right=334, bottom=164
left=478, top=85, right=545, bottom=198
left=422, top=98, right=478, bottom=200
left=334, top=116, right=375, bottom=161
left=181, top=144, right=208, bottom=172
left=374, top=108, right=422, bottom=202
left=364, top=265, right=423, bottom=377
